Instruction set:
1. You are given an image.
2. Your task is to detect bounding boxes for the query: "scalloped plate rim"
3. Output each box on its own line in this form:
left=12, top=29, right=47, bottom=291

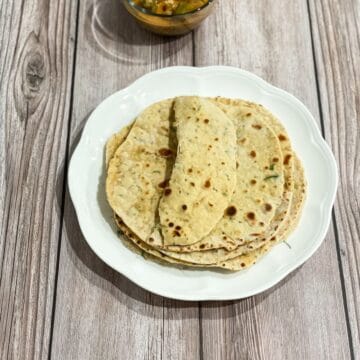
left=68, top=66, right=338, bottom=301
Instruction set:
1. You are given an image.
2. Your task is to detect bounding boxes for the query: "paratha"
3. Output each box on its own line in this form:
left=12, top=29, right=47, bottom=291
left=156, top=97, right=237, bottom=246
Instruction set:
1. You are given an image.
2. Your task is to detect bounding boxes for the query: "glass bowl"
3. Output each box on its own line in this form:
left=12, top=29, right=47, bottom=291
left=122, top=0, right=215, bottom=36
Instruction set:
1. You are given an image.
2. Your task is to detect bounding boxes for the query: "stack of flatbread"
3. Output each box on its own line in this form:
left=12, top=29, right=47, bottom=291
left=106, top=96, right=306, bottom=271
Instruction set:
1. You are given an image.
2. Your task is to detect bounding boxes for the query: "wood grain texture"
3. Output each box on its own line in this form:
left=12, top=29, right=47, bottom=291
left=0, top=0, right=77, bottom=359
left=309, top=0, right=360, bottom=357
left=50, top=1, right=200, bottom=359
left=195, top=1, right=352, bottom=359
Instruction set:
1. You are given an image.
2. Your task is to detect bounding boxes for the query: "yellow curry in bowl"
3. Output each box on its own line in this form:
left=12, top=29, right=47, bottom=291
left=124, top=0, right=214, bottom=36
left=132, top=0, right=209, bottom=15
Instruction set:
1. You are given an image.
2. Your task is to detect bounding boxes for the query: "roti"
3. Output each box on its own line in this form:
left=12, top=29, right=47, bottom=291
left=106, top=97, right=285, bottom=254
left=105, top=96, right=306, bottom=271
left=156, top=97, right=237, bottom=246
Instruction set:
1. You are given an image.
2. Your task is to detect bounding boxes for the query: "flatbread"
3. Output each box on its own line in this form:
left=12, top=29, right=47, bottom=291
left=106, top=97, right=306, bottom=271
left=156, top=97, right=237, bottom=246
left=106, top=97, right=286, bottom=254
left=106, top=99, right=176, bottom=246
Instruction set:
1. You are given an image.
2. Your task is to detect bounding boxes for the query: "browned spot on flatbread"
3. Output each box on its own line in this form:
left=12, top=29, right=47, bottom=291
left=158, top=148, right=173, bottom=157
left=284, top=154, right=292, bottom=165
left=158, top=179, right=169, bottom=189
left=247, top=212, right=256, bottom=220
left=225, top=206, right=237, bottom=216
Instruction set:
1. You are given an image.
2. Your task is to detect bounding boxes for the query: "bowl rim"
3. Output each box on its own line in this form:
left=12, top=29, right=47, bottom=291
left=125, top=0, right=215, bottom=18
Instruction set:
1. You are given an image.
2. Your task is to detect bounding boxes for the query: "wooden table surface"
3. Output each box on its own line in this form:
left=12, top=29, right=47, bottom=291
left=1, top=0, right=359, bottom=359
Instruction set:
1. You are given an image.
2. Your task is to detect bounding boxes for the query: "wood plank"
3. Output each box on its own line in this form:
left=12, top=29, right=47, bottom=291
left=195, top=1, right=351, bottom=358
left=309, top=0, right=360, bottom=357
left=0, top=0, right=78, bottom=359
left=50, top=1, right=200, bottom=359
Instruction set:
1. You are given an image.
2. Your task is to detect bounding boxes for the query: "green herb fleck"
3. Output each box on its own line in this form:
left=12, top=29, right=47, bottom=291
left=140, top=250, right=146, bottom=258
left=283, top=241, right=292, bottom=249
left=264, top=174, right=279, bottom=181
left=269, top=164, right=275, bottom=171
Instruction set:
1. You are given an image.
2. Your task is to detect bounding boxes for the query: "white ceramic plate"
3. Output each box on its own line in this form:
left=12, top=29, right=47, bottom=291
left=68, top=66, right=338, bottom=301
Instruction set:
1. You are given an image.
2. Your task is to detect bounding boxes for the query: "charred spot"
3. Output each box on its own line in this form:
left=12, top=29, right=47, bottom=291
left=250, top=179, right=257, bottom=185
left=129, top=234, right=133, bottom=238
left=250, top=150, right=256, bottom=158
left=158, top=179, right=169, bottom=189
left=188, top=168, right=193, bottom=173
left=221, top=161, right=225, bottom=165
left=247, top=212, right=256, bottom=220
left=270, top=236, right=276, bottom=241
left=223, top=236, right=227, bottom=240
left=168, top=222, right=174, bottom=227
left=173, top=230, right=181, bottom=237
left=278, top=134, right=287, bottom=141
left=246, top=113, right=252, bottom=117
left=273, top=157, right=279, bottom=163
left=252, top=124, right=262, bottom=130
left=208, top=202, right=214, bottom=207
left=214, top=137, right=219, bottom=141
left=182, top=204, right=187, bottom=210
left=175, top=225, right=182, bottom=231
left=236, top=162, right=239, bottom=169
left=200, top=244, right=206, bottom=249
left=204, top=179, right=211, bottom=188
left=208, top=145, right=212, bottom=150
left=265, top=203, right=272, bottom=212
left=241, top=262, right=246, bottom=267
left=240, top=138, right=247, bottom=144
left=259, top=222, right=264, bottom=226
left=164, top=188, right=172, bottom=196
left=251, top=233, right=261, bottom=236
left=190, top=182, right=195, bottom=187
left=136, top=240, right=140, bottom=244
left=204, top=118, right=209, bottom=124
left=145, top=163, right=150, bottom=167
left=149, top=237, right=154, bottom=243
left=284, top=154, right=292, bottom=165
left=226, top=206, right=237, bottom=216
left=158, top=148, right=173, bottom=157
